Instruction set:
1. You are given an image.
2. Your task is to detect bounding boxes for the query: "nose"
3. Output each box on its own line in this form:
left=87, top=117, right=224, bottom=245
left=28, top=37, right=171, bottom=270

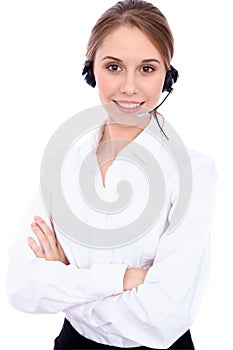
left=119, top=71, right=139, bottom=96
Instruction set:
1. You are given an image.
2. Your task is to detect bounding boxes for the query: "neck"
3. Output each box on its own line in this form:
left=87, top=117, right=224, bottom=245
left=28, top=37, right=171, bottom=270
left=103, top=116, right=150, bottom=140
left=98, top=116, right=151, bottom=159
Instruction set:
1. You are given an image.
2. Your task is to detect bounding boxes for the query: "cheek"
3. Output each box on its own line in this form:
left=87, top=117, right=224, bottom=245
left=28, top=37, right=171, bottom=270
left=145, top=77, right=165, bottom=105
left=98, top=80, right=110, bottom=96
left=152, top=74, right=166, bottom=94
left=94, top=70, right=116, bottom=99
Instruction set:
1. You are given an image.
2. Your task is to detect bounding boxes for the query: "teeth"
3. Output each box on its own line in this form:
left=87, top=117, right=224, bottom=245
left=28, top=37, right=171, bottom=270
left=117, top=102, right=141, bottom=109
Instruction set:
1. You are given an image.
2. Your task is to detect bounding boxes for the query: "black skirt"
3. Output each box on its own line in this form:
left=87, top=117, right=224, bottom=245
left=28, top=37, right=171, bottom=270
left=54, top=318, right=195, bottom=349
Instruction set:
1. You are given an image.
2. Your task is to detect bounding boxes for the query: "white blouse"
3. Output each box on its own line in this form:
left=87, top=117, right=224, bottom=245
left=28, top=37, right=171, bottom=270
left=6, top=117, right=217, bottom=349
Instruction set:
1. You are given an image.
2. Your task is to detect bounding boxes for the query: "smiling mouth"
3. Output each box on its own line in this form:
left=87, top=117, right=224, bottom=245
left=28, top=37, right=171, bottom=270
left=113, top=100, right=144, bottom=110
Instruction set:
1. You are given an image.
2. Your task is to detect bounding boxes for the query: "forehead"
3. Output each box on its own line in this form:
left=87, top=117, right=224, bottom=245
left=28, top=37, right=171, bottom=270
left=95, top=25, right=163, bottom=62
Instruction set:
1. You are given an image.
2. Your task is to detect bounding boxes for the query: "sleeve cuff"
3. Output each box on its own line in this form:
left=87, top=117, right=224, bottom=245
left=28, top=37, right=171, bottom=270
left=89, top=263, right=128, bottom=297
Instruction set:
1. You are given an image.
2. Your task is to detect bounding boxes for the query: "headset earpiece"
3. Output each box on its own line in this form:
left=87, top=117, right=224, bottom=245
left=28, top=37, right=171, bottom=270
left=82, top=60, right=96, bottom=88
left=82, top=60, right=179, bottom=93
left=162, top=66, right=179, bottom=93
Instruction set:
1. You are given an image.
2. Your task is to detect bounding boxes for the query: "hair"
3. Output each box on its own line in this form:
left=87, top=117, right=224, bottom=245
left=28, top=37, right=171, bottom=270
left=86, top=0, right=174, bottom=71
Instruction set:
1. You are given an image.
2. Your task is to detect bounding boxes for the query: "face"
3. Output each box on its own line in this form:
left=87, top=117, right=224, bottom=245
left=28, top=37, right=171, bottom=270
left=93, top=25, right=167, bottom=127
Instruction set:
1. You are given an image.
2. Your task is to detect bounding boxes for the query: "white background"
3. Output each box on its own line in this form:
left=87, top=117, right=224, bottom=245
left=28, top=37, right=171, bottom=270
left=0, top=1, right=232, bottom=349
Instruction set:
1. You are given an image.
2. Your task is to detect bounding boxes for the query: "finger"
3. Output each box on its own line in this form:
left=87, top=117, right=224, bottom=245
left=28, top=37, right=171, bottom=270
left=27, top=236, right=44, bottom=258
left=34, top=216, right=57, bottom=249
left=56, top=238, right=66, bottom=255
left=49, top=215, right=59, bottom=243
left=31, top=222, right=51, bottom=253
left=49, top=216, right=69, bottom=265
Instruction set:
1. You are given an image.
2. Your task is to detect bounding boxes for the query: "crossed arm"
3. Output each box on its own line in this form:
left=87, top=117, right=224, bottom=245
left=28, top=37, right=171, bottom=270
left=7, top=154, right=217, bottom=348
left=27, top=215, right=148, bottom=291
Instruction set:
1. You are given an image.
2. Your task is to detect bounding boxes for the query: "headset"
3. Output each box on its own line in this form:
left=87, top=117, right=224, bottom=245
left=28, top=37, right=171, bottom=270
left=82, top=60, right=179, bottom=140
left=82, top=60, right=178, bottom=93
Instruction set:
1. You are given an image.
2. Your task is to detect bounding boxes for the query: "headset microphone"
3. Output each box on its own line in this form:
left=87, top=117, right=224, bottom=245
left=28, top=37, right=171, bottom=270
left=137, top=66, right=179, bottom=140
left=136, top=94, right=171, bottom=139
left=136, top=90, right=172, bottom=118
left=151, top=65, right=179, bottom=109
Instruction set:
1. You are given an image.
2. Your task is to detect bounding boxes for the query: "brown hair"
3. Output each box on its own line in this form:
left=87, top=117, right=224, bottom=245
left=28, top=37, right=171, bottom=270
left=86, top=0, right=174, bottom=71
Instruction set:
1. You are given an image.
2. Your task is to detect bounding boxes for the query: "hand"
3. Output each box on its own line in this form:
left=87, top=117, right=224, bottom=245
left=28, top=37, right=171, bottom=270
left=28, top=215, right=70, bottom=265
left=123, top=268, right=148, bottom=291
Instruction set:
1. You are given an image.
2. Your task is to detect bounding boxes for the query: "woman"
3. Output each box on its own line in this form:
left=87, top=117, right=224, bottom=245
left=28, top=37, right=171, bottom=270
left=6, top=0, right=217, bottom=349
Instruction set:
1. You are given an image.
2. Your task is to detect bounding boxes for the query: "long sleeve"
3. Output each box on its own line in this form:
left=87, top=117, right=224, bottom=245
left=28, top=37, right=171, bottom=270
left=6, top=187, right=127, bottom=314
left=65, top=154, right=218, bottom=349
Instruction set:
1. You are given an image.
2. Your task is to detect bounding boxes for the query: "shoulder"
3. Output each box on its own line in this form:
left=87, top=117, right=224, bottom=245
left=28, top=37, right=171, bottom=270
left=186, top=147, right=218, bottom=190
left=187, top=147, right=217, bottom=173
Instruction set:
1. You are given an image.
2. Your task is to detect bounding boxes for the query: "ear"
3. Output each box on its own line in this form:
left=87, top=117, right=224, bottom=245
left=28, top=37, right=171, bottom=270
left=162, top=66, right=179, bottom=93
left=82, top=60, right=96, bottom=88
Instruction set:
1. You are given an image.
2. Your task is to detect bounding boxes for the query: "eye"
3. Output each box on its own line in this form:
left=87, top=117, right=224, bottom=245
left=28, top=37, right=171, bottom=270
left=140, top=66, right=155, bottom=73
left=106, top=64, right=122, bottom=72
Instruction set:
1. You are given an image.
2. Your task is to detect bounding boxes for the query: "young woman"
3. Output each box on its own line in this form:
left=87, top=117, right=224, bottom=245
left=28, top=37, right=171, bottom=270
left=6, top=1, right=217, bottom=349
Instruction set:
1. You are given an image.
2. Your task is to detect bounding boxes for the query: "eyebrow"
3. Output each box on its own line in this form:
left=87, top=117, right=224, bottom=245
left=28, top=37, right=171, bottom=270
left=101, top=56, right=161, bottom=64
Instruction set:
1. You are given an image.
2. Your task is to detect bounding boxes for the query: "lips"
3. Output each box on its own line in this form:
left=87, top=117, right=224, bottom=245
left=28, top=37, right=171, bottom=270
left=113, top=100, right=144, bottom=113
